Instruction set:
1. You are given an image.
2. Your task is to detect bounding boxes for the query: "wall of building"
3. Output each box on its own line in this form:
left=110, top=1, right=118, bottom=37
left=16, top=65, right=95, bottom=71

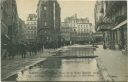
left=95, top=1, right=127, bottom=50
left=17, top=18, right=26, bottom=44
left=61, top=22, right=71, bottom=42
left=1, top=0, right=19, bottom=44
left=63, top=14, right=93, bottom=44
left=26, top=14, right=37, bottom=44
left=37, top=0, right=61, bottom=48
left=1, top=0, right=21, bottom=57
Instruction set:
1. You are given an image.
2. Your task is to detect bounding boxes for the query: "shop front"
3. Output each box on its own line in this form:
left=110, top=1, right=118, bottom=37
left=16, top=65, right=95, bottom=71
left=112, top=20, right=127, bottom=50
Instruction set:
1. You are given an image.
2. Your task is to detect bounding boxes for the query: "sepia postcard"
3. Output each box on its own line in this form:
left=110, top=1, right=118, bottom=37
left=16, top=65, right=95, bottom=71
left=1, top=0, right=128, bottom=81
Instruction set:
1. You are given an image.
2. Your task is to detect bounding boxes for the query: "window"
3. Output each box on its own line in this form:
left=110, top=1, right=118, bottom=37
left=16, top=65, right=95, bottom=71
left=46, top=37, right=49, bottom=40
left=44, top=22, right=47, bottom=26
left=30, top=17, right=33, bottom=20
left=44, top=6, right=47, bottom=10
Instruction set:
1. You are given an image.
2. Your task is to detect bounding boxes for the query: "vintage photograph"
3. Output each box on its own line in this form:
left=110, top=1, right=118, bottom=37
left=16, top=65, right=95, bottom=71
left=1, top=0, right=128, bottom=81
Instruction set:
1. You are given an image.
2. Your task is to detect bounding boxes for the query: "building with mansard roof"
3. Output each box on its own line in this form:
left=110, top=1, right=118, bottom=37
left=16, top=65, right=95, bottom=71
left=62, top=14, right=93, bottom=44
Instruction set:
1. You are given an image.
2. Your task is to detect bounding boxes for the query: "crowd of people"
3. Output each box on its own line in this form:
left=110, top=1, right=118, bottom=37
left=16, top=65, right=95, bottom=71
left=2, top=42, right=44, bottom=59
left=1, top=41, right=62, bottom=59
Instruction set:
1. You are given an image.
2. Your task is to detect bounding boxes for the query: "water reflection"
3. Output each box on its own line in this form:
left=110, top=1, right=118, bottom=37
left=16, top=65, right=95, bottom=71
left=63, top=46, right=95, bottom=57
left=17, top=58, right=101, bottom=81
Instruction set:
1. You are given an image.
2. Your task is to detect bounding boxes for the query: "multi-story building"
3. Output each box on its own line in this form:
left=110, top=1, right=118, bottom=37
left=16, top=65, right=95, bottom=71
left=37, top=0, right=61, bottom=48
left=1, top=0, right=19, bottom=44
left=1, top=0, right=19, bottom=57
left=63, top=14, right=93, bottom=44
left=95, top=1, right=127, bottom=50
left=60, top=22, right=71, bottom=45
left=17, top=18, right=26, bottom=44
left=25, top=14, right=37, bottom=44
left=76, top=22, right=92, bottom=33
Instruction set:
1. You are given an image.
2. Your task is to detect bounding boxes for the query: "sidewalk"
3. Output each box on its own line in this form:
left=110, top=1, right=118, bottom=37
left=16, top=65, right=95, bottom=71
left=95, top=45, right=128, bottom=81
left=1, top=49, right=56, bottom=80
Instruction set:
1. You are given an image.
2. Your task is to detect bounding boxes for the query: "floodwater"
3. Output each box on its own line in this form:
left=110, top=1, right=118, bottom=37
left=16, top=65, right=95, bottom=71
left=16, top=58, right=101, bottom=81
left=4, top=45, right=102, bottom=81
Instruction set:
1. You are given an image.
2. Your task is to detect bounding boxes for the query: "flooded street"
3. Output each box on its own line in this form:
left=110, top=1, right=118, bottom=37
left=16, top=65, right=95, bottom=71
left=17, top=57, right=101, bottom=81
left=2, top=0, right=127, bottom=81
left=4, top=45, right=101, bottom=81
left=3, top=45, right=104, bottom=81
left=4, top=45, right=127, bottom=81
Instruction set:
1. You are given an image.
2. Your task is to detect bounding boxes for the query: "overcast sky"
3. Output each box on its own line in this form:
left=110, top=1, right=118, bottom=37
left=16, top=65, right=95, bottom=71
left=16, top=0, right=96, bottom=25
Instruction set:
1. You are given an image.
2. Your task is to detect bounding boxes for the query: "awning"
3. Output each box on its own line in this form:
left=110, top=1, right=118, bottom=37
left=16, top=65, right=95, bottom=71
left=112, top=20, right=127, bottom=30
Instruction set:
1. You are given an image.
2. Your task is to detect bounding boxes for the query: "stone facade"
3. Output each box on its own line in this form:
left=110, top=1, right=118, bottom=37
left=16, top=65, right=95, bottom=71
left=95, top=1, right=127, bottom=50
left=17, top=18, right=26, bottom=44
left=1, top=0, right=21, bottom=57
left=60, top=22, right=71, bottom=45
left=25, top=14, right=37, bottom=44
left=37, top=0, right=61, bottom=48
left=1, top=0, right=19, bottom=44
left=63, top=14, right=93, bottom=44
